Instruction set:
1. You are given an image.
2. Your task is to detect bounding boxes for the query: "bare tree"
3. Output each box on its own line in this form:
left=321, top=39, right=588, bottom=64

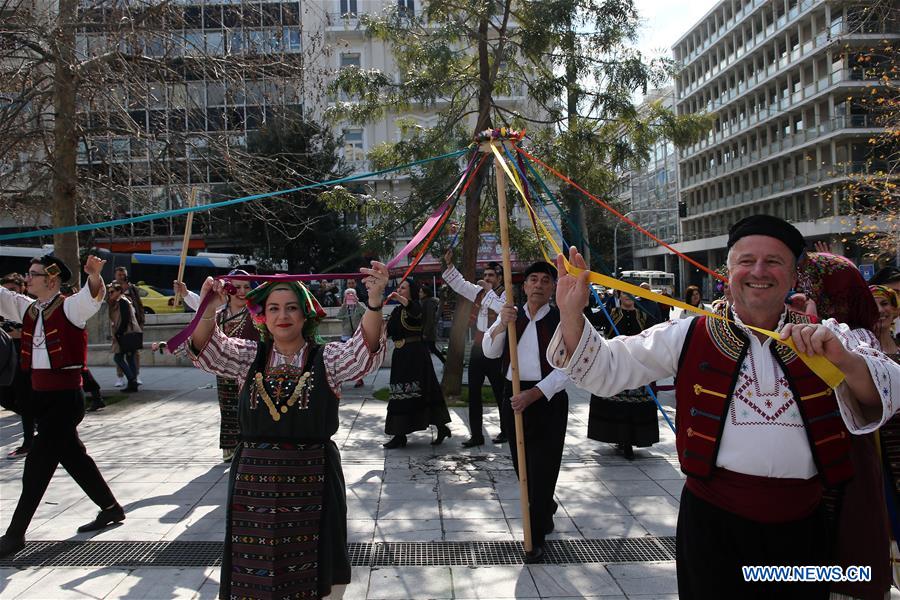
left=0, top=0, right=337, bottom=278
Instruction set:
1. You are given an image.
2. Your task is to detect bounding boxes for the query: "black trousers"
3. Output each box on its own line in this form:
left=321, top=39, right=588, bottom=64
left=467, top=341, right=506, bottom=440
left=6, top=389, right=117, bottom=537
left=500, top=381, right=568, bottom=547
left=676, top=487, right=828, bottom=600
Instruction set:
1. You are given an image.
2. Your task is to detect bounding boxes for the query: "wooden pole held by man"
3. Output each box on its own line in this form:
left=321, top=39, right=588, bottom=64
left=481, top=138, right=532, bottom=553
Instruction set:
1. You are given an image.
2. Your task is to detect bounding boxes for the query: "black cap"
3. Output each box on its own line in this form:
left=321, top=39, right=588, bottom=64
left=32, top=255, right=72, bottom=282
left=523, top=261, right=558, bottom=280
left=727, top=215, right=805, bottom=259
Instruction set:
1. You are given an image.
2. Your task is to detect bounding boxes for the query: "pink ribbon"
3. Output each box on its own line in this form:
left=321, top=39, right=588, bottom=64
left=166, top=200, right=456, bottom=352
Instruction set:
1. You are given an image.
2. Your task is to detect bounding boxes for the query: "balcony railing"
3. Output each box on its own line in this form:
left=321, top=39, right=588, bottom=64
left=680, top=0, right=821, bottom=83
left=684, top=161, right=888, bottom=218
left=680, top=67, right=885, bottom=159
left=681, top=114, right=881, bottom=189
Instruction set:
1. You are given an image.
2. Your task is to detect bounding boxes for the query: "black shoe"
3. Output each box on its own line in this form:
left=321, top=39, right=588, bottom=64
left=87, top=399, right=106, bottom=412
left=431, top=425, right=452, bottom=446
left=524, top=543, right=546, bottom=564
left=382, top=435, right=407, bottom=449
left=123, top=383, right=139, bottom=393
left=77, top=504, right=125, bottom=533
left=620, top=444, right=635, bottom=460
left=461, top=436, right=485, bottom=448
left=492, top=433, right=508, bottom=444
left=0, top=534, right=25, bottom=558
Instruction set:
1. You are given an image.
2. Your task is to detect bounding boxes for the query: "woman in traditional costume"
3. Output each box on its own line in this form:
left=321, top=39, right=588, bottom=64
left=177, top=262, right=388, bottom=600
left=586, top=291, right=659, bottom=459
left=176, top=270, right=259, bottom=462
left=382, top=278, right=451, bottom=449
left=794, top=252, right=892, bottom=599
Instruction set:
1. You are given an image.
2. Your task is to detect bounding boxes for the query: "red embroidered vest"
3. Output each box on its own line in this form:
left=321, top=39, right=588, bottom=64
left=675, top=314, right=853, bottom=487
left=20, top=295, right=88, bottom=371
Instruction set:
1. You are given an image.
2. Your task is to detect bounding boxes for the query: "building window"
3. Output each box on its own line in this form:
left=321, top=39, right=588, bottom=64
left=343, top=129, right=365, bottom=162
left=340, top=0, right=357, bottom=17
left=340, top=52, right=361, bottom=69
left=398, top=0, right=415, bottom=17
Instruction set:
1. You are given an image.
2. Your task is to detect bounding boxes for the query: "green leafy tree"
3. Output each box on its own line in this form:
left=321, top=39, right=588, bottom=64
left=328, top=0, right=709, bottom=396
left=217, top=114, right=360, bottom=273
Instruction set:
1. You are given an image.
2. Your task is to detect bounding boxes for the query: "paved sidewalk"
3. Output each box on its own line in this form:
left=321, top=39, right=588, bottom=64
left=1, top=364, right=682, bottom=599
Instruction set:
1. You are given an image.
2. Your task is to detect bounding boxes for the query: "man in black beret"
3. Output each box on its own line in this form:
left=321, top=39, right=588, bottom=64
left=0, top=254, right=124, bottom=557
left=549, top=215, right=900, bottom=596
left=482, top=260, right=569, bottom=562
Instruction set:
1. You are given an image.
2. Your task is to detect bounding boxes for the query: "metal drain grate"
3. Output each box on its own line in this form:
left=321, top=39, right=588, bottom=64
left=0, top=541, right=224, bottom=568
left=0, top=538, right=675, bottom=568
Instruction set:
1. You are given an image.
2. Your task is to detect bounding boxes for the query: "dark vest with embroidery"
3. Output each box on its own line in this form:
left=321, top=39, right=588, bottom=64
left=675, top=315, right=853, bottom=487
left=238, top=342, right=339, bottom=442
left=501, top=305, right=560, bottom=381
left=20, top=295, right=87, bottom=371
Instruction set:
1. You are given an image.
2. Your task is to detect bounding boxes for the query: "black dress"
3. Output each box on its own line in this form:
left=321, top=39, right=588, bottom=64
left=587, top=308, right=660, bottom=449
left=384, top=302, right=450, bottom=435
left=184, top=327, right=384, bottom=599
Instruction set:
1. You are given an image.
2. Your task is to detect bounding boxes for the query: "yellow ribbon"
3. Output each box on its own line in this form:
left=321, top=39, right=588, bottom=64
left=487, top=142, right=845, bottom=389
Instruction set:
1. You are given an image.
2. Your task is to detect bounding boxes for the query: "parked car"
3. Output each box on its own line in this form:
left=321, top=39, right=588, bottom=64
left=135, top=283, right=191, bottom=314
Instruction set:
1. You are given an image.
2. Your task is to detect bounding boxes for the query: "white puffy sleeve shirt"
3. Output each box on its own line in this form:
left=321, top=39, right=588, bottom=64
left=546, top=313, right=900, bottom=479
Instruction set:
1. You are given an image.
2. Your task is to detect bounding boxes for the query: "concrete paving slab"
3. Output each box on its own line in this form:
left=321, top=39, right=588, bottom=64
left=0, top=568, right=52, bottom=598
left=378, top=483, right=437, bottom=500
left=450, top=565, right=539, bottom=598
left=104, top=567, right=211, bottom=599
left=12, top=567, right=131, bottom=599
left=528, top=564, right=623, bottom=597
left=601, top=480, right=668, bottom=497
left=377, top=500, right=442, bottom=521
left=374, top=519, right=442, bottom=542
left=572, top=516, right=650, bottom=538
left=606, top=562, right=679, bottom=596
left=366, top=566, right=453, bottom=599
left=619, top=494, right=680, bottom=517
left=559, top=498, right=631, bottom=516
left=441, top=498, right=505, bottom=520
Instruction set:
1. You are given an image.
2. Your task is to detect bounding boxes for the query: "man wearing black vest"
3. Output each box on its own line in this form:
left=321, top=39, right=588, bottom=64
left=0, top=255, right=124, bottom=558
left=483, top=261, right=569, bottom=562
left=443, top=250, right=509, bottom=447
left=549, top=215, right=900, bottom=598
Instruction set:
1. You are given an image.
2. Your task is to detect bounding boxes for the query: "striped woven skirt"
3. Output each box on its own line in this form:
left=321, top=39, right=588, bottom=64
left=216, top=376, right=241, bottom=450
left=227, top=441, right=326, bottom=600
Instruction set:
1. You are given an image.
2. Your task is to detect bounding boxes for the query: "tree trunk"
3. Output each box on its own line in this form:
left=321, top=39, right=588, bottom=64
left=441, top=14, right=494, bottom=398
left=51, top=0, right=79, bottom=285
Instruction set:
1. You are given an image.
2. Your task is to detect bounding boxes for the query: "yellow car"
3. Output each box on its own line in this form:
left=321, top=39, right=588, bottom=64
left=135, top=283, right=186, bottom=314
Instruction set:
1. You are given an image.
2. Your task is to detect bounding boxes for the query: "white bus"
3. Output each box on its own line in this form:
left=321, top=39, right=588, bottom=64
left=620, top=270, right=676, bottom=296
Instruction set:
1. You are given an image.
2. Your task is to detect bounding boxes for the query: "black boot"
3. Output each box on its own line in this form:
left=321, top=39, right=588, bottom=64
left=431, top=425, right=451, bottom=446
left=382, top=435, right=407, bottom=449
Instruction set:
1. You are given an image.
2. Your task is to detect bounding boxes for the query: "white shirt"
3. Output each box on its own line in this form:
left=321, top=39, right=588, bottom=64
left=183, top=290, right=201, bottom=311
left=547, top=312, right=900, bottom=479
left=483, top=302, right=569, bottom=401
left=442, top=264, right=506, bottom=332
left=0, top=284, right=105, bottom=369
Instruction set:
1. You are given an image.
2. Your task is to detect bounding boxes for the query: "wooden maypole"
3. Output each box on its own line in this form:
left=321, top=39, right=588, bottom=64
left=479, top=130, right=533, bottom=555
